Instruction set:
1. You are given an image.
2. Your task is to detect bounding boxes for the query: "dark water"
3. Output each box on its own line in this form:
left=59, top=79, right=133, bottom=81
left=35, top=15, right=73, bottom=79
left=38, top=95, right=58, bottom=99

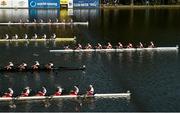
left=0, top=8, right=180, bottom=111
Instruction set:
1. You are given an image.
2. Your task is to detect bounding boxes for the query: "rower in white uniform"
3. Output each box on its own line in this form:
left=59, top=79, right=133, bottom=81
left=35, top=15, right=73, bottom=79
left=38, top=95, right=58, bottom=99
left=127, top=43, right=133, bottom=48
left=76, top=44, right=82, bottom=50
left=36, top=87, right=47, bottom=96
left=24, top=34, right=28, bottom=39
left=70, top=86, right=79, bottom=95
left=31, top=61, right=40, bottom=70
left=43, top=34, right=47, bottom=39
left=33, top=34, right=38, bottom=39
left=85, top=43, right=92, bottom=49
left=56, top=18, right=59, bottom=23
left=21, top=87, right=30, bottom=97
left=45, top=61, right=54, bottom=69
left=148, top=41, right=155, bottom=48
left=33, top=19, right=36, bottom=23
left=51, top=33, right=56, bottom=39
left=40, top=19, right=43, bottom=23
left=3, top=88, right=14, bottom=97
left=86, top=85, right=94, bottom=96
left=117, top=42, right=123, bottom=49
left=139, top=42, right=144, bottom=48
left=5, top=34, right=9, bottom=40
left=106, top=42, right=112, bottom=49
left=54, top=86, right=63, bottom=96
left=4, top=62, right=14, bottom=70
left=96, top=43, right=102, bottom=49
left=14, top=34, right=18, bottom=39
left=18, top=63, right=28, bottom=70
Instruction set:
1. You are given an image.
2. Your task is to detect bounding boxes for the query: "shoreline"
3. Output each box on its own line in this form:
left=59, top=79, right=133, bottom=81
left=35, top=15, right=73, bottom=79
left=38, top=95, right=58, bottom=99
left=100, top=5, right=180, bottom=9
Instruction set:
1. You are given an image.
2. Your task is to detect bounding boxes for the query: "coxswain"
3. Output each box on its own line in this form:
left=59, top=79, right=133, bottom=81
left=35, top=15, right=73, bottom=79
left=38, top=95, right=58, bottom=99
left=5, top=34, right=9, bottom=40
left=24, top=34, right=28, bottom=39
left=52, top=33, right=56, bottom=39
left=33, top=34, right=37, bottom=39
left=70, top=86, right=79, bottom=95
left=54, top=86, right=63, bottom=96
left=45, top=61, right=54, bottom=70
left=31, top=61, right=40, bottom=70
left=43, top=34, right=47, bottom=39
left=21, top=87, right=30, bottom=97
left=86, top=85, right=94, bottom=96
left=4, top=62, right=14, bottom=70
left=3, top=88, right=14, bottom=97
left=117, top=42, right=123, bottom=49
left=18, top=63, right=27, bottom=71
left=127, top=43, right=133, bottom=48
left=14, top=34, right=18, bottom=39
left=106, top=42, right=112, bottom=49
left=36, top=87, right=47, bottom=96
left=139, top=42, right=144, bottom=48
left=85, top=43, right=92, bottom=49
left=76, top=44, right=82, bottom=50
left=149, top=41, right=155, bottom=48
left=96, top=43, right=102, bottom=49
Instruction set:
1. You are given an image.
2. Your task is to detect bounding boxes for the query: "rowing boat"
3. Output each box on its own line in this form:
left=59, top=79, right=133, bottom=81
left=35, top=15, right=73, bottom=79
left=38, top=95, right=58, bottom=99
left=0, top=37, right=76, bottom=42
left=0, top=22, right=88, bottom=26
left=0, top=92, right=131, bottom=101
left=0, top=65, right=86, bottom=72
left=49, top=46, right=179, bottom=53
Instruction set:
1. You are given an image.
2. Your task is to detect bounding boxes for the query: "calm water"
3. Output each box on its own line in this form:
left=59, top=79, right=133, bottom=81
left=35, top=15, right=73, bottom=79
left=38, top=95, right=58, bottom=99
left=0, top=8, right=180, bottom=112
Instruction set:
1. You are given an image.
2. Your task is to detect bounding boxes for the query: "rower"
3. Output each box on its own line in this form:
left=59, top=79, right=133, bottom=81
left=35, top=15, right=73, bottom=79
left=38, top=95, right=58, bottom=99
left=56, top=18, right=59, bottom=23
left=5, top=34, right=9, bottom=40
left=33, top=34, right=38, bottom=39
left=4, top=62, right=14, bottom=70
left=14, top=34, right=18, bottom=39
left=106, top=42, right=112, bottom=49
left=70, top=86, right=79, bottom=95
left=36, top=86, right=47, bottom=96
left=40, top=19, right=43, bottom=23
left=45, top=61, right=54, bottom=70
left=33, top=19, right=36, bottom=23
left=43, top=34, right=47, bottom=39
left=96, top=43, right=102, bottom=49
left=85, top=43, right=92, bottom=49
left=64, top=45, right=70, bottom=50
left=139, top=42, right=144, bottom=48
left=86, top=85, right=94, bottom=96
left=3, top=88, right=13, bottom=97
left=49, top=19, right=51, bottom=23
left=127, top=43, right=133, bottom=48
left=26, top=19, right=29, bottom=23
left=24, top=34, right=28, bottom=39
left=76, top=44, right=82, bottom=50
left=19, top=19, right=22, bottom=23
left=18, top=63, right=27, bottom=71
left=149, top=41, right=155, bottom=48
left=53, top=86, right=63, bottom=96
left=51, top=33, right=56, bottom=39
left=117, top=42, right=123, bottom=49
left=21, top=87, right=30, bottom=97
left=31, top=61, right=40, bottom=70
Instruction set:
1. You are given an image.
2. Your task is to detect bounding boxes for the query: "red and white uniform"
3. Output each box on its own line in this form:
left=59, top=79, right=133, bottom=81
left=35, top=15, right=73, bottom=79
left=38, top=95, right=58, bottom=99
left=21, top=87, right=30, bottom=97
left=76, top=44, right=82, bottom=50
left=36, top=87, right=47, bottom=96
left=107, top=43, right=112, bottom=49
left=54, top=87, right=62, bottom=96
left=118, top=42, right=123, bottom=49
left=87, top=85, right=94, bottom=95
left=86, top=43, right=92, bottom=49
left=3, top=88, right=13, bottom=97
left=149, top=42, right=154, bottom=48
left=96, top=43, right=102, bottom=49
left=70, top=86, right=79, bottom=95
left=139, top=42, right=144, bottom=48
left=127, top=43, right=133, bottom=48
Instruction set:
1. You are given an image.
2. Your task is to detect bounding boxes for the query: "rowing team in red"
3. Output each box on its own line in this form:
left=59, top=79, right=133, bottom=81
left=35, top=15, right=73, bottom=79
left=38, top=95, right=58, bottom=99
left=64, top=41, right=155, bottom=50
left=4, top=61, right=54, bottom=71
left=2, top=85, right=94, bottom=98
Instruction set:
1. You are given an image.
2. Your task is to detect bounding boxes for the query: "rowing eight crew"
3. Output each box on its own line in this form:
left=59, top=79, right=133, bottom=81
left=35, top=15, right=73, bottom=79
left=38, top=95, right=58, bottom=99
left=4, top=61, right=54, bottom=71
left=64, top=42, right=155, bottom=50
left=2, top=85, right=94, bottom=98
left=4, top=34, right=56, bottom=40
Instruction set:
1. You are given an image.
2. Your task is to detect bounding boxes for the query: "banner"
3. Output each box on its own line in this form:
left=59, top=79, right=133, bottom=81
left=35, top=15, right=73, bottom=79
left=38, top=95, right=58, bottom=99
left=28, top=0, right=60, bottom=8
left=60, top=0, right=68, bottom=4
left=73, top=0, right=99, bottom=8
